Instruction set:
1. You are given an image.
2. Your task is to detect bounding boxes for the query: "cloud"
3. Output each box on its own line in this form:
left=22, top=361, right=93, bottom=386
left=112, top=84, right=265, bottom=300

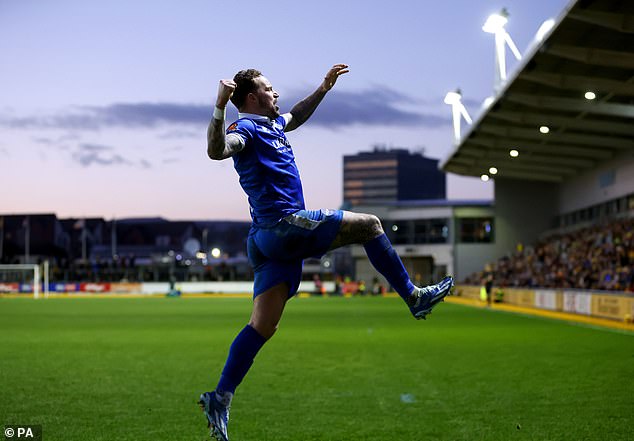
left=7, top=113, right=103, bottom=130
left=69, top=143, right=153, bottom=169
left=89, top=103, right=211, bottom=128
left=78, top=143, right=111, bottom=152
left=32, top=134, right=80, bottom=149
left=158, top=130, right=200, bottom=139
left=58, top=133, right=81, bottom=142
left=162, top=146, right=184, bottom=152
left=0, top=86, right=449, bottom=131
left=32, top=137, right=55, bottom=145
left=280, top=86, right=449, bottom=128
left=72, top=143, right=129, bottom=167
left=0, top=103, right=210, bottom=131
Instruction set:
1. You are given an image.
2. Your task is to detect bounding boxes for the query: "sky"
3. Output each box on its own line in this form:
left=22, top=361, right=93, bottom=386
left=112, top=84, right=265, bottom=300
left=0, top=0, right=570, bottom=221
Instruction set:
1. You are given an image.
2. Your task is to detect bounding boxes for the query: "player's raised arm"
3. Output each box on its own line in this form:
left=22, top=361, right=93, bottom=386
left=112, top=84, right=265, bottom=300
left=207, top=79, right=245, bottom=160
left=284, top=63, right=349, bottom=132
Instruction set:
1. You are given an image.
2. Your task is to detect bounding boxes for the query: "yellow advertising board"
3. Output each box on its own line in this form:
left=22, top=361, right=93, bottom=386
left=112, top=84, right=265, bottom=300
left=453, top=285, right=633, bottom=324
left=504, top=289, right=535, bottom=308
left=110, top=283, right=143, bottom=293
left=591, top=294, right=632, bottom=321
left=456, top=285, right=481, bottom=300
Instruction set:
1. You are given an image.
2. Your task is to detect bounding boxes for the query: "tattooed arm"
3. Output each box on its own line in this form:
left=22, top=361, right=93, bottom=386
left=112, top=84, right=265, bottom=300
left=284, top=64, right=349, bottom=132
left=207, top=79, right=245, bottom=160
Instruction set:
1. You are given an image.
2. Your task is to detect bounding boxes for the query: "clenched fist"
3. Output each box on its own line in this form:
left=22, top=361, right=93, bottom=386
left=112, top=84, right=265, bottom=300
left=216, top=79, right=237, bottom=108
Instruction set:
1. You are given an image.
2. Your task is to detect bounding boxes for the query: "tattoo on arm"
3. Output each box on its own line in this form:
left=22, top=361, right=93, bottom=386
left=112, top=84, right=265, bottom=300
left=207, top=117, right=225, bottom=159
left=207, top=117, right=244, bottom=160
left=285, top=87, right=327, bottom=132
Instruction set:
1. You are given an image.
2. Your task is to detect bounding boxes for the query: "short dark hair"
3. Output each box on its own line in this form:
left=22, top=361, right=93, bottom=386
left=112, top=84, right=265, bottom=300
left=230, top=69, right=262, bottom=109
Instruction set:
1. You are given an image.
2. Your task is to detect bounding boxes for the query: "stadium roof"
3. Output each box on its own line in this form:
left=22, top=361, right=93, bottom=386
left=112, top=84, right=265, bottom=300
left=440, top=0, right=634, bottom=183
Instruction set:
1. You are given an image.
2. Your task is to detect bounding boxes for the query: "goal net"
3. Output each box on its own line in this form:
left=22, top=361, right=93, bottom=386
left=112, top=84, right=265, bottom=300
left=0, top=263, right=49, bottom=299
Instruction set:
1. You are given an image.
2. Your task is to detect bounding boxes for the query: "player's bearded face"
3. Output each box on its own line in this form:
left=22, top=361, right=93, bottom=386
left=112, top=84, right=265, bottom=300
left=254, top=76, right=280, bottom=118
left=258, top=95, right=280, bottom=118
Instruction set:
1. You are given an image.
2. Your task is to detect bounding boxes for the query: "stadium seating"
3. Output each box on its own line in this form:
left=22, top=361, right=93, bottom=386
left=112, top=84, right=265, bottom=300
left=465, top=218, right=634, bottom=292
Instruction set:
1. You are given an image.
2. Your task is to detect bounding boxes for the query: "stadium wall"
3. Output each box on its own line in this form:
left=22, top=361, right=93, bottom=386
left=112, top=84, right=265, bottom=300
left=558, top=153, right=634, bottom=214
left=352, top=242, right=454, bottom=288
left=456, top=285, right=634, bottom=323
left=453, top=243, right=498, bottom=282
left=452, top=206, right=498, bottom=281
left=494, top=179, right=559, bottom=257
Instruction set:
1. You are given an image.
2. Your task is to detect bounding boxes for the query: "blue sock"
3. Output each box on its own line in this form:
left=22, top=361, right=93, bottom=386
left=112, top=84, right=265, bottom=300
left=216, top=324, right=267, bottom=394
left=363, top=233, right=416, bottom=301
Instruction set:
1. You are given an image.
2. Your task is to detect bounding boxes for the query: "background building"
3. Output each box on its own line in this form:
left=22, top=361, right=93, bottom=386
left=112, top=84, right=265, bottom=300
left=343, top=147, right=446, bottom=207
left=342, top=147, right=493, bottom=286
left=0, top=214, right=252, bottom=283
left=348, top=199, right=494, bottom=288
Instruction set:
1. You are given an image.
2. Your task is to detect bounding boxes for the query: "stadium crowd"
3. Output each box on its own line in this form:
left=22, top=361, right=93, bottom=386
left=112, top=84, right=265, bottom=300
left=465, top=217, right=634, bottom=292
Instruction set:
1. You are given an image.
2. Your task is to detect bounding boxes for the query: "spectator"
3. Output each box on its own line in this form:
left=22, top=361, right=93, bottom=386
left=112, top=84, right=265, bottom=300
left=465, top=218, right=633, bottom=292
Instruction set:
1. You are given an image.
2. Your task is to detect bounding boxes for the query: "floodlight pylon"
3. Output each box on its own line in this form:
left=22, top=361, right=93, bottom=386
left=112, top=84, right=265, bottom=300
left=483, top=8, right=522, bottom=92
left=444, top=89, right=472, bottom=144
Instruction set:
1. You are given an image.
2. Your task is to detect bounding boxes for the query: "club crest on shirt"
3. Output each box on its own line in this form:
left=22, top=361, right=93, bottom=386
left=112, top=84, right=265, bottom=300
left=227, top=122, right=238, bottom=132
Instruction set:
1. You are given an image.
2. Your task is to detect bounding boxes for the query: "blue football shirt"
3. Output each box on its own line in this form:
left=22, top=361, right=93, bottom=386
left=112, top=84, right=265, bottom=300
left=227, top=114, right=305, bottom=227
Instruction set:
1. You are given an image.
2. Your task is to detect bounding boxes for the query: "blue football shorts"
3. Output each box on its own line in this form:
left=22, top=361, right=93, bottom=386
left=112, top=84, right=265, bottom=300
left=247, top=208, right=343, bottom=298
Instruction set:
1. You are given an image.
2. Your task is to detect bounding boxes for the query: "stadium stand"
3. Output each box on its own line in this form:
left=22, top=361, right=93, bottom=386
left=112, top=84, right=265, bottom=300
left=441, top=0, right=634, bottom=294
left=464, top=217, right=633, bottom=291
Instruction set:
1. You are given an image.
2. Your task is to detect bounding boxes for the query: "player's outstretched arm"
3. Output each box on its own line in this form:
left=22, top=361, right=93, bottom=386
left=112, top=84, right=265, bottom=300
left=285, top=64, right=349, bottom=132
left=207, top=79, right=245, bottom=160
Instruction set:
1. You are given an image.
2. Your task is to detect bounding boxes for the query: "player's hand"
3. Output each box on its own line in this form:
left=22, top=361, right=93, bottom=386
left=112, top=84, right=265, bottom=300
left=216, top=79, right=237, bottom=108
left=322, top=64, right=349, bottom=91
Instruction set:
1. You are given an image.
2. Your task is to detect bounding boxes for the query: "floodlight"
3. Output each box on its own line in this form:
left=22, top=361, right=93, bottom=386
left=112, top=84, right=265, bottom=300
left=535, top=19, right=555, bottom=42
left=482, top=96, right=495, bottom=109
left=482, top=10, right=509, bottom=34
left=539, top=125, right=550, bottom=134
left=483, top=8, right=522, bottom=91
left=444, top=88, right=473, bottom=144
left=509, top=149, right=519, bottom=157
left=211, top=247, right=221, bottom=258
left=585, top=91, right=596, bottom=100
left=489, top=167, right=498, bottom=175
left=480, top=174, right=490, bottom=182
left=444, top=91, right=462, bottom=105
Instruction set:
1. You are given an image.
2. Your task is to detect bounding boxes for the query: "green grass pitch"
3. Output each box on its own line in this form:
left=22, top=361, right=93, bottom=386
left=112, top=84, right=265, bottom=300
left=0, top=296, right=632, bottom=441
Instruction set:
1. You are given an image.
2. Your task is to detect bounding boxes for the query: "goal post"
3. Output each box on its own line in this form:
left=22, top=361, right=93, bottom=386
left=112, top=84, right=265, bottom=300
left=0, top=263, right=50, bottom=299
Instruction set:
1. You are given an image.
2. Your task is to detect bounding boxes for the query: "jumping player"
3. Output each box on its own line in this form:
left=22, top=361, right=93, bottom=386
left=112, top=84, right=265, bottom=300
left=199, top=64, right=454, bottom=441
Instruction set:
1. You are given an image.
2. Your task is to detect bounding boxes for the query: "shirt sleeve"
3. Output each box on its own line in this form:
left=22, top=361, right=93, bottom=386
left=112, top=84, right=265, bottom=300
left=281, top=113, right=292, bottom=128
left=226, top=119, right=254, bottom=144
left=225, top=133, right=246, bottom=154
left=225, top=119, right=256, bottom=156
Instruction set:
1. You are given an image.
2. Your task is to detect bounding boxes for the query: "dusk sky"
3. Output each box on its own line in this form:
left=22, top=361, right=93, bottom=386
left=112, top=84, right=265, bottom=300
left=0, top=0, right=569, bottom=221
